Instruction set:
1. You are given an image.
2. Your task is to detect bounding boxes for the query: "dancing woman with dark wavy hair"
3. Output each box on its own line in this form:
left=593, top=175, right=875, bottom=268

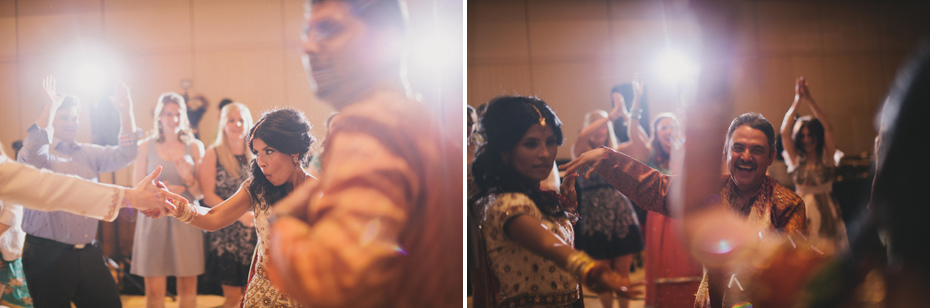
left=168, top=108, right=316, bottom=307
left=471, top=95, right=638, bottom=308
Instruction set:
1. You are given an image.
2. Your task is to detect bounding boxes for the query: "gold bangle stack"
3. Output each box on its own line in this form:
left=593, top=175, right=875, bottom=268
left=566, top=251, right=596, bottom=283
left=170, top=198, right=197, bottom=224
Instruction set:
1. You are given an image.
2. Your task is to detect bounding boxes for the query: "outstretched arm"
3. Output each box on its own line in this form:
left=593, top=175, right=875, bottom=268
left=506, top=214, right=637, bottom=297
left=0, top=156, right=180, bottom=221
left=170, top=182, right=252, bottom=231
left=573, top=99, right=624, bottom=158
left=562, top=146, right=674, bottom=217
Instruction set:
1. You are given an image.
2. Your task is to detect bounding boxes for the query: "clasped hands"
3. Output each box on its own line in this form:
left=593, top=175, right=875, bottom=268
left=130, top=165, right=190, bottom=219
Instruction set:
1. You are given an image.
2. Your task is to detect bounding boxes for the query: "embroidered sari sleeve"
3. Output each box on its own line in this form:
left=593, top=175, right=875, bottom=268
left=485, top=193, right=540, bottom=242
left=593, top=149, right=674, bottom=217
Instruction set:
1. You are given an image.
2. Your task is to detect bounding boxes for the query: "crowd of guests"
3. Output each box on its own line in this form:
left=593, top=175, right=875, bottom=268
left=0, top=0, right=461, bottom=307
left=467, top=43, right=929, bottom=306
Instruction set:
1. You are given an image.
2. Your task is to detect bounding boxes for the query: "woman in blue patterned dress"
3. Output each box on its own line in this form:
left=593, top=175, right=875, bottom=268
left=571, top=96, right=644, bottom=308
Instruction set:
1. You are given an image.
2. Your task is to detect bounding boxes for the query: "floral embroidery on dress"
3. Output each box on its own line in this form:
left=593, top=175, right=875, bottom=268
left=478, top=192, right=580, bottom=307
left=242, top=180, right=302, bottom=308
left=575, top=167, right=638, bottom=241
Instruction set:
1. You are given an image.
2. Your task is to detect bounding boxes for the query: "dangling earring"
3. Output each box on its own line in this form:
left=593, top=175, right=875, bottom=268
left=293, top=155, right=300, bottom=167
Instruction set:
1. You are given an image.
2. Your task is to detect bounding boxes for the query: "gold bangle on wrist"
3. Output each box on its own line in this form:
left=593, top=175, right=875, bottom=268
left=169, top=199, right=197, bottom=224
left=566, top=251, right=596, bottom=283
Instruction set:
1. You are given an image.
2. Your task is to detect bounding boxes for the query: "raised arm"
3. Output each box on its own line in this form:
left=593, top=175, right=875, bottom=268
left=36, top=75, right=64, bottom=130
left=618, top=80, right=650, bottom=161
left=114, top=82, right=138, bottom=135
left=780, top=77, right=804, bottom=168
left=19, top=76, right=66, bottom=167
left=801, top=80, right=836, bottom=166
left=572, top=101, right=624, bottom=158
left=90, top=82, right=141, bottom=171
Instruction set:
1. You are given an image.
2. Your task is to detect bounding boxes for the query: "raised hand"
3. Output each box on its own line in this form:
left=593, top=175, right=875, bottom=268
left=631, top=77, right=644, bottom=112
left=798, top=76, right=817, bottom=106
left=632, top=77, right=644, bottom=103
left=113, top=82, right=133, bottom=112
left=42, top=75, right=64, bottom=109
left=611, top=90, right=629, bottom=121
left=794, top=76, right=811, bottom=102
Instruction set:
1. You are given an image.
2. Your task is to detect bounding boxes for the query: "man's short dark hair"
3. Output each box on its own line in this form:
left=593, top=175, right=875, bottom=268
left=310, top=0, right=407, bottom=35
left=58, top=95, right=80, bottom=111
left=218, top=98, right=234, bottom=111
left=725, top=112, right=776, bottom=156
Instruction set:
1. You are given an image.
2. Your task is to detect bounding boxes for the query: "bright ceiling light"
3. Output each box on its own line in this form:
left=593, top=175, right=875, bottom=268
left=655, top=49, right=697, bottom=85
left=409, top=29, right=460, bottom=76
left=74, top=62, right=111, bottom=94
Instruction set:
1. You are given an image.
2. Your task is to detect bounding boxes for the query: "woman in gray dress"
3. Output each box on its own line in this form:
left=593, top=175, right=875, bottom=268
left=132, top=92, right=206, bottom=308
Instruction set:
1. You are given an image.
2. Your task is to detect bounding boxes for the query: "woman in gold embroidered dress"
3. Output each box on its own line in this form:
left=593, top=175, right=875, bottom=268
left=470, top=96, right=638, bottom=308
left=166, top=108, right=315, bottom=307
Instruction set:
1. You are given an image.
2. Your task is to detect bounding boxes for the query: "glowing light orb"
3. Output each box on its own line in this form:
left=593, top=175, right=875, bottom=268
left=409, top=30, right=460, bottom=75
left=709, top=239, right=734, bottom=254
left=655, top=49, right=697, bottom=85
left=73, top=62, right=112, bottom=94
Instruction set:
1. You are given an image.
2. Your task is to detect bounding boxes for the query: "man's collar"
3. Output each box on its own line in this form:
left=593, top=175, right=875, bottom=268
left=724, top=176, right=774, bottom=214
left=53, top=138, right=81, bottom=154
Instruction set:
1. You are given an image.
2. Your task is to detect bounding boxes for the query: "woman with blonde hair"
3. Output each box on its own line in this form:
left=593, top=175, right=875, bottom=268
left=132, top=92, right=206, bottom=308
left=198, top=102, right=257, bottom=308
